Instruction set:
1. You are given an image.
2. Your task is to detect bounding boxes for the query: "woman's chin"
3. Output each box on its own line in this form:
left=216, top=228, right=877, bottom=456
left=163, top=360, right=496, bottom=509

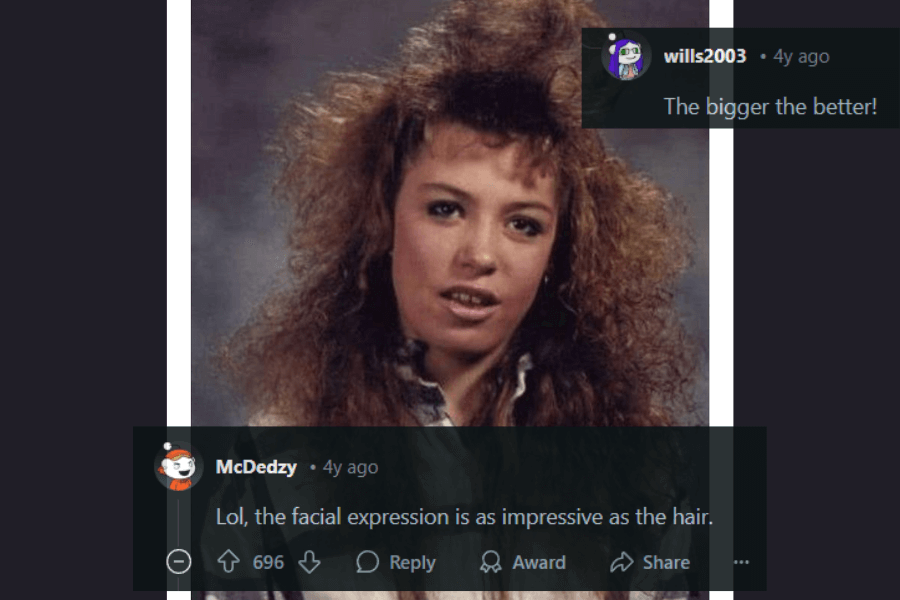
left=427, top=333, right=506, bottom=363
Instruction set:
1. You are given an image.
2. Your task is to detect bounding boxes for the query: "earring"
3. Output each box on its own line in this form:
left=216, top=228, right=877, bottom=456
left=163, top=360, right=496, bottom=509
left=543, top=274, right=550, bottom=285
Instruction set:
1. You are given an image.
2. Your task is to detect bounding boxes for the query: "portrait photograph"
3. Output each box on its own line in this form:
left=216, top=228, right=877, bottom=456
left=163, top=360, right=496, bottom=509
left=190, top=0, right=709, bottom=432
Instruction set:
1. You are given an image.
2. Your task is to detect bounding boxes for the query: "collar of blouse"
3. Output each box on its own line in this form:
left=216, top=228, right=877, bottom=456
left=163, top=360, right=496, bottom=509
left=395, top=343, right=533, bottom=426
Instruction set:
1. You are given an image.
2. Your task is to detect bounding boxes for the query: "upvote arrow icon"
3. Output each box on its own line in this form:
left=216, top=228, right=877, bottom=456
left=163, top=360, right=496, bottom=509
left=610, top=551, right=634, bottom=573
left=298, top=550, right=321, bottom=574
left=218, top=549, right=240, bottom=573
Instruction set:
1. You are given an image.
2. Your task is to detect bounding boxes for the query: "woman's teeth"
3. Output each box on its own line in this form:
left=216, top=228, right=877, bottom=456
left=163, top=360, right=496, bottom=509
left=451, top=292, right=484, bottom=306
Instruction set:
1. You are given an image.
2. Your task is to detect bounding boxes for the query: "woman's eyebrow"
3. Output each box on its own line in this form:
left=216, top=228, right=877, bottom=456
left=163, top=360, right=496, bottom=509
left=420, top=182, right=471, bottom=200
left=503, top=201, right=555, bottom=216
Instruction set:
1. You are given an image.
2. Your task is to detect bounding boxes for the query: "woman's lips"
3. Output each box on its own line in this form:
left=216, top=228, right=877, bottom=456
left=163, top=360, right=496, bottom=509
left=440, top=286, right=500, bottom=321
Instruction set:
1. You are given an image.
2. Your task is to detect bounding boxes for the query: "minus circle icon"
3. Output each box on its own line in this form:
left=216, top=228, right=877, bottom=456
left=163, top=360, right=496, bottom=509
left=167, top=548, right=192, bottom=575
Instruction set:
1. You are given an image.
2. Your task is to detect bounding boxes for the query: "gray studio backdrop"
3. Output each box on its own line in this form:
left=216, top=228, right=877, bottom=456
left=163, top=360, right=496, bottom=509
left=191, top=0, right=710, bottom=426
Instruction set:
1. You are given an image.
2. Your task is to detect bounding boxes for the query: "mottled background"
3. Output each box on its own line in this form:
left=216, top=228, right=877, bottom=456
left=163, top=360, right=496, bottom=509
left=191, top=0, right=709, bottom=425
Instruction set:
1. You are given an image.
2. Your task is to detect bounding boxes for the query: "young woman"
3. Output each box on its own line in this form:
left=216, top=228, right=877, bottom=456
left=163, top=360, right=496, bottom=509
left=222, top=0, right=698, bottom=430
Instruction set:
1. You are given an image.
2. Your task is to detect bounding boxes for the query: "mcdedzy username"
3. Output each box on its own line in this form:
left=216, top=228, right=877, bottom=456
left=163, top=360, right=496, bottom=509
left=216, top=459, right=298, bottom=478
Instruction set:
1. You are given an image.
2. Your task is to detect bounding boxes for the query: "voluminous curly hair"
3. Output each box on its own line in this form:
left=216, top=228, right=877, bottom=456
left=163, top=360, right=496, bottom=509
left=222, top=0, right=697, bottom=428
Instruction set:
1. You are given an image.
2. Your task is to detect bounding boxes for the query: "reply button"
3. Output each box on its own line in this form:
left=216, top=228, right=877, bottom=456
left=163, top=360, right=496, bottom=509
left=390, top=555, right=436, bottom=574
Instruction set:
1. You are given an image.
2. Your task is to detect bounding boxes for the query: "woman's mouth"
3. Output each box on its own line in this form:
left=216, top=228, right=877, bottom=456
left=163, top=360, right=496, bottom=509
left=441, top=287, right=500, bottom=321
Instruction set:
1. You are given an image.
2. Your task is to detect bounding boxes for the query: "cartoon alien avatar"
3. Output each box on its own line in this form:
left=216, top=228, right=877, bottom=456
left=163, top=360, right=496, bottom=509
left=158, top=443, right=196, bottom=491
left=609, top=39, right=643, bottom=80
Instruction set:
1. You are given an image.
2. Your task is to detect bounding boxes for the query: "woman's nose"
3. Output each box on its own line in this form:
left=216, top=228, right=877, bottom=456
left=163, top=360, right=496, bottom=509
left=456, top=222, right=497, bottom=275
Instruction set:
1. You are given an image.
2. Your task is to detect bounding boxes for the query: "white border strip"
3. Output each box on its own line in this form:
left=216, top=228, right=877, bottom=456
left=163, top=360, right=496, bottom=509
left=709, top=127, right=734, bottom=430
left=711, top=0, right=734, bottom=28
left=167, top=0, right=190, bottom=431
left=709, top=12, right=735, bottom=414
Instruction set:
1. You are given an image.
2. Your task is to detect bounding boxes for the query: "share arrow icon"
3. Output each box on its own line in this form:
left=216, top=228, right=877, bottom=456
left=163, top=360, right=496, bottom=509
left=610, top=551, right=634, bottom=573
left=299, top=550, right=321, bottom=574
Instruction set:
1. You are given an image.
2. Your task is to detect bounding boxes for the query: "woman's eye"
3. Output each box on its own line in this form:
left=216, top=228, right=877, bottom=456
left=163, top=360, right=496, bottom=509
left=427, top=201, right=462, bottom=219
left=508, top=217, right=544, bottom=237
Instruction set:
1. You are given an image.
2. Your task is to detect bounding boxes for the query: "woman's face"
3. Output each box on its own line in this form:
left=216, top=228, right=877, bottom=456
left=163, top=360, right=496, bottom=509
left=392, top=122, right=558, bottom=361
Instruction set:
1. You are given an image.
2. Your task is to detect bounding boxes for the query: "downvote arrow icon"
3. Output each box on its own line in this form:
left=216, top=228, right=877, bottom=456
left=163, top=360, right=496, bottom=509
left=299, top=550, right=321, bottom=574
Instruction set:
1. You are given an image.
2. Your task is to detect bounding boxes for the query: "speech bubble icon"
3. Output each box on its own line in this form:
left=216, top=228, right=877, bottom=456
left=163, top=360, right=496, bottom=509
left=356, top=550, right=380, bottom=573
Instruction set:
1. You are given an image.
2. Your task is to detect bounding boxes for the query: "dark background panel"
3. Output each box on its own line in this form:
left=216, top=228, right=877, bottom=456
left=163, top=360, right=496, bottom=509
left=734, top=1, right=898, bottom=599
left=584, top=28, right=897, bottom=128
left=137, top=427, right=755, bottom=592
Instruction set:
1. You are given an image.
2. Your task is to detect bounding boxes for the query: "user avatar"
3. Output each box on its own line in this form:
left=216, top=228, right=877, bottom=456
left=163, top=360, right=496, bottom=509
left=609, top=39, right=643, bottom=80
left=155, top=442, right=201, bottom=491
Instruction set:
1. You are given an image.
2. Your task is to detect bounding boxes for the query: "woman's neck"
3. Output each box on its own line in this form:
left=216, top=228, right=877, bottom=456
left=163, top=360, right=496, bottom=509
left=424, top=344, right=506, bottom=425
